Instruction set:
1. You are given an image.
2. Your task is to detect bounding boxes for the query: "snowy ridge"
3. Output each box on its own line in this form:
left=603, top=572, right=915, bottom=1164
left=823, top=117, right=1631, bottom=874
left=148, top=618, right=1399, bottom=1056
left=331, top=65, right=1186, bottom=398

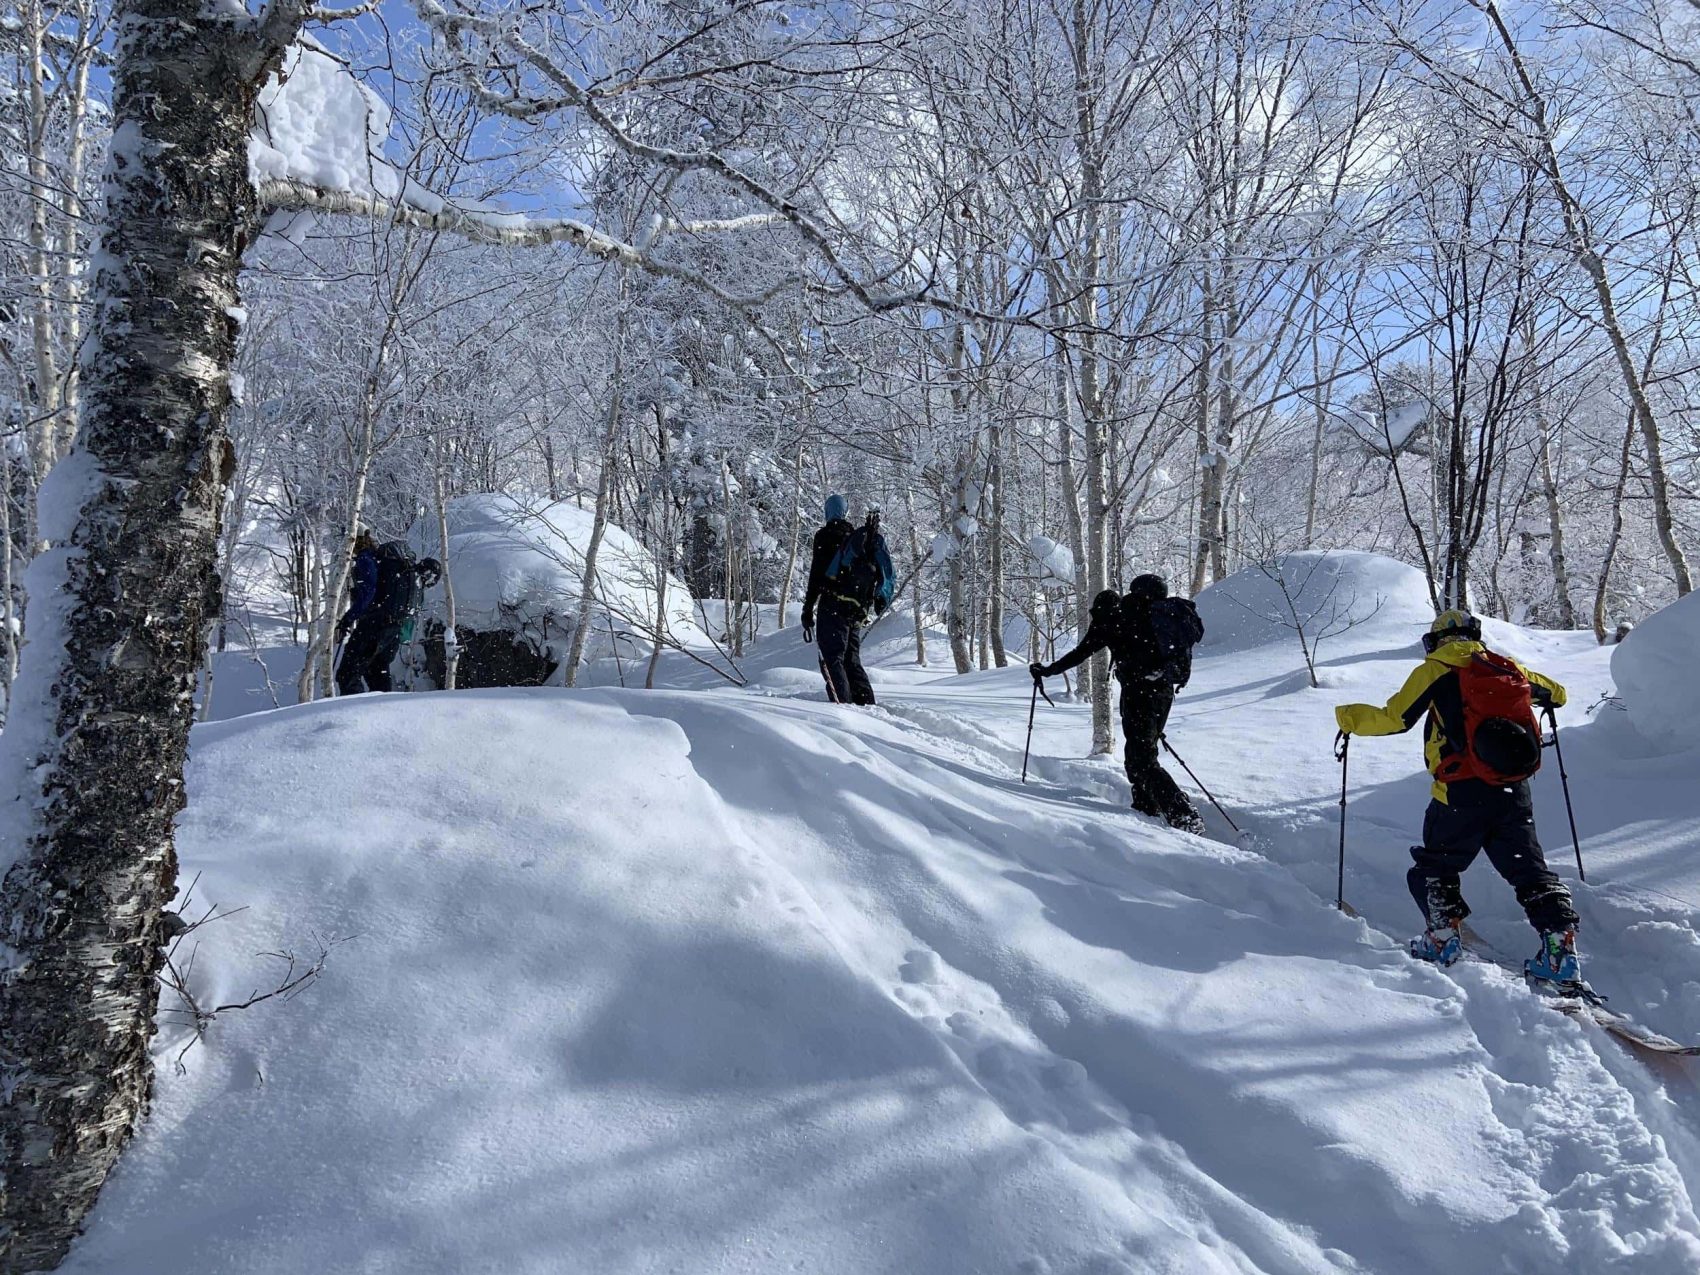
left=67, top=556, right=1700, bottom=1272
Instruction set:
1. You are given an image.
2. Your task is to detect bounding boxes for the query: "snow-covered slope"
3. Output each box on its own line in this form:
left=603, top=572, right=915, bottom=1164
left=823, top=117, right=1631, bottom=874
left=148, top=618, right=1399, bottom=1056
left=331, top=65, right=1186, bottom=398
left=69, top=555, right=1700, bottom=1273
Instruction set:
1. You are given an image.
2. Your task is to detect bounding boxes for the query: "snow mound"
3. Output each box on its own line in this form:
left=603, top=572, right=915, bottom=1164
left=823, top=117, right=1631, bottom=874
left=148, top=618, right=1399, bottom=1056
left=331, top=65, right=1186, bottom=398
left=415, top=494, right=704, bottom=651
left=1196, top=551, right=1433, bottom=654
left=1611, top=590, right=1700, bottom=752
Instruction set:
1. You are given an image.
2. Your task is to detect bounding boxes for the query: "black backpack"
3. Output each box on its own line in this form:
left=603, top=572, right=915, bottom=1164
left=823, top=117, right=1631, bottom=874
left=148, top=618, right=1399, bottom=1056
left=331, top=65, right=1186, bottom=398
left=373, top=541, right=422, bottom=626
left=814, top=519, right=853, bottom=579
left=1148, top=596, right=1205, bottom=688
left=830, top=527, right=885, bottom=610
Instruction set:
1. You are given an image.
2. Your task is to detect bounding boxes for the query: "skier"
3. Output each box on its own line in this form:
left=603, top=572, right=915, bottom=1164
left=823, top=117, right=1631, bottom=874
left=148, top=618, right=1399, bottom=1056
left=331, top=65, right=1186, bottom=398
left=806, top=504, right=894, bottom=706
left=335, top=534, right=439, bottom=695
left=1031, top=575, right=1206, bottom=833
left=1334, top=609, right=1581, bottom=984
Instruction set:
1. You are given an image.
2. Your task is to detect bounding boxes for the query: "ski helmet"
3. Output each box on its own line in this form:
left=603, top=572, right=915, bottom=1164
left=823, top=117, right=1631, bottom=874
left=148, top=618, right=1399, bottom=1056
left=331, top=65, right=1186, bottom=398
left=1126, top=574, right=1168, bottom=605
left=1423, top=608, right=1482, bottom=654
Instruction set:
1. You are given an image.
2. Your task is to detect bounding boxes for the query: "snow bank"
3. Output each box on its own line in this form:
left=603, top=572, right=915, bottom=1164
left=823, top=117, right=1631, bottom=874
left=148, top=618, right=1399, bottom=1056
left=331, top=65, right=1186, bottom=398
left=1196, top=550, right=1433, bottom=654
left=68, top=672, right=1700, bottom=1273
left=1611, top=590, right=1700, bottom=752
left=414, top=494, right=705, bottom=655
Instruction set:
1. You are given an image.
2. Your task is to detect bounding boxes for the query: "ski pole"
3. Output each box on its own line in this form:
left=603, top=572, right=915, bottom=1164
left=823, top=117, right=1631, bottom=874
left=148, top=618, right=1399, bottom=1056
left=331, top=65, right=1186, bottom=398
left=1334, top=731, right=1350, bottom=912
left=330, top=635, right=346, bottom=697
left=1021, top=677, right=1054, bottom=783
left=1544, top=706, right=1585, bottom=883
left=1159, top=734, right=1241, bottom=835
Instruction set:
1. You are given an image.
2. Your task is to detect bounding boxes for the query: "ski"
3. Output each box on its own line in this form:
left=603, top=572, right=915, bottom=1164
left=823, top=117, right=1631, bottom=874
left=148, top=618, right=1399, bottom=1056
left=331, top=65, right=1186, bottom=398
left=1456, top=925, right=1700, bottom=1057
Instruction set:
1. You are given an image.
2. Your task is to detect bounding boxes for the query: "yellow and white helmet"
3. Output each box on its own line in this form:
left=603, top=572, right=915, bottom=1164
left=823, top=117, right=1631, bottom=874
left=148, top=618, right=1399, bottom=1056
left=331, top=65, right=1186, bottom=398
left=1423, top=608, right=1482, bottom=653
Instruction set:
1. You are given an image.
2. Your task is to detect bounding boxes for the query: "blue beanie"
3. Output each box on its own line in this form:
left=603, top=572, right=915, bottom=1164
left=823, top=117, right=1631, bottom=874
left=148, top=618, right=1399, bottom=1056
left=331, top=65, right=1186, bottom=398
left=824, top=494, right=847, bottom=521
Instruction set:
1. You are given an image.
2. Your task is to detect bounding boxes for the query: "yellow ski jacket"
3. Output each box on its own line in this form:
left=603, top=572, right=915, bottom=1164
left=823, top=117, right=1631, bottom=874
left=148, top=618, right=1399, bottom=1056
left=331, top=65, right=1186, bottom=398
left=1334, top=640, right=1566, bottom=802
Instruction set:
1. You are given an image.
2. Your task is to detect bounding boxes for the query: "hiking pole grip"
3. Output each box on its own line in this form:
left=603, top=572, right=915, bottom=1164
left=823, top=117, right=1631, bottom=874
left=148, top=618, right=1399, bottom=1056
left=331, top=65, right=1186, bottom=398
left=1334, top=732, right=1349, bottom=912
left=1546, top=706, right=1584, bottom=882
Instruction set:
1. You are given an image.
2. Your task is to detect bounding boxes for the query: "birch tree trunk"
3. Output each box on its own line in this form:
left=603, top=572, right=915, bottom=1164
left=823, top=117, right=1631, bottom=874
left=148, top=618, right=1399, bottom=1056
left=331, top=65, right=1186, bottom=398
left=563, top=294, right=627, bottom=688
left=777, top=440, right=804, bottom=629
left=1592, top=415, right=1636, bottom=644
left=987, top=420, right=1007, bottom=668
left=1533, top=408, right=1576, bottom=630
left=0, top=447, right=16, bottom=720
left=434, top=438, right=460, bottom=691
left=902, top=487, right=927, bottom=666
left=21, top=0, right=63, bottom=486
left=0, top=4, right=303, bottom=1266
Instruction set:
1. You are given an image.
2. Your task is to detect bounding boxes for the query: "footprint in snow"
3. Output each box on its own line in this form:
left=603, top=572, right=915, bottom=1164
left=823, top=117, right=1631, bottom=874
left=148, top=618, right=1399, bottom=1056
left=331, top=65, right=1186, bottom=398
left=899, top=948, right=943, bottom=985
left=1042, top=1058, right=1087, bottom=1091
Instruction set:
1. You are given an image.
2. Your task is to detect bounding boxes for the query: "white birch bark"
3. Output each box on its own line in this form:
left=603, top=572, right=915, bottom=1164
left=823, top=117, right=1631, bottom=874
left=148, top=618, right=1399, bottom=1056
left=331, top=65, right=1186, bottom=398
left=0, top=4, right=309, bottom=1265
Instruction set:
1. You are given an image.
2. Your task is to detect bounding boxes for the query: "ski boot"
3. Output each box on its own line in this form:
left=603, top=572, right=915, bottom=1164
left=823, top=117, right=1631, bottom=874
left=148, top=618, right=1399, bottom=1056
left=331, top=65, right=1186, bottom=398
left=1410, top=924, right=1462, bottom=967
left=1525, top=929, right=1581, bottom=988
left=1167, top=808, right=1207, bottom=837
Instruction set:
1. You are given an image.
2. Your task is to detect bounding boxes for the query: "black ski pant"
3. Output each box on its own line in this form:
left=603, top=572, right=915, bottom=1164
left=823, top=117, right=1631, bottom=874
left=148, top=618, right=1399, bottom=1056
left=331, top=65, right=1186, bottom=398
left=816, top=602, right=874, bottom=705
left=1409, top=778, right=1577, bottom=934
left=337, top=620, right=402, bottom=695
left=1119, top=682, right=1197, bottom=826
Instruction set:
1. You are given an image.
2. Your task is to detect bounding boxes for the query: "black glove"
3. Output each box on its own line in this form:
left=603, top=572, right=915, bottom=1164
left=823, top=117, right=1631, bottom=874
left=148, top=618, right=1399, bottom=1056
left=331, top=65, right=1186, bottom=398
left=801, top=610, right=814, bottom=643
left=1030, top=662, right=1048, bottom=681
left=335, top=616, right=352, bottom=640
left=873, top=596, right=888, bottom=617
left=417, top=557, right=443, bottom=588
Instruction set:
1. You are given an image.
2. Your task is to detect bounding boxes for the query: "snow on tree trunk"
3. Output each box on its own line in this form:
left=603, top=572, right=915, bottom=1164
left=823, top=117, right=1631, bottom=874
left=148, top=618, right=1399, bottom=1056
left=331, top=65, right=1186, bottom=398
left=0, top=3, right=300, bottom=1266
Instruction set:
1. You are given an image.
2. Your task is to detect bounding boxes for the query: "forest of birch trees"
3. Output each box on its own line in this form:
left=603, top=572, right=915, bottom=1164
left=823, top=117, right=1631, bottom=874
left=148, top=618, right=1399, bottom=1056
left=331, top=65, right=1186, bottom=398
left=2, top=1, right=1700, bottom=1260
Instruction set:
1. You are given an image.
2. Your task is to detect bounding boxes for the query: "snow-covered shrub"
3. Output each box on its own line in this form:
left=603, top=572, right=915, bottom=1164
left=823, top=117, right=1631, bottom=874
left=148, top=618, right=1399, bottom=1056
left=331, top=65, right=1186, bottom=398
left=1611, top=591, right=1700, bottom=752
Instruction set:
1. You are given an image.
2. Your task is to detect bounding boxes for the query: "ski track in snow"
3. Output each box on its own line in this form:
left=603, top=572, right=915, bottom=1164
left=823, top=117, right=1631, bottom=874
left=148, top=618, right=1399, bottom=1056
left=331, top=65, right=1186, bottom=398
left=66, top=576, right=1700, bottom=1274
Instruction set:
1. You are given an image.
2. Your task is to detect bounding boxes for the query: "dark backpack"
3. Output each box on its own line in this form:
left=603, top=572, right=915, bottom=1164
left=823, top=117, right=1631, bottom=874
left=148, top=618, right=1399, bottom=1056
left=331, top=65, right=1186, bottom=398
left=814, top=519, right=853, bottom=580
left=373, top=541, right=422, bottom=627
left=829, top=527, right=885, bottom=611
left=1434, top=651, right=1543, bottom=785
left=1147, top=596, right=1205, bottom=688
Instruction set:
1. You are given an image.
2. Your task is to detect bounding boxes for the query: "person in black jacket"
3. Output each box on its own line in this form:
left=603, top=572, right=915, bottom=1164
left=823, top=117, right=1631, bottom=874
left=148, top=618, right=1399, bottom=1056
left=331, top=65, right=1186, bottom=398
left=1031, top=575, right=1204, bottom=832
left=802, top=499, right=894, bottom=705
left=335, top=537, right=439, bottom=695
left=801, top=496, right=852, bottom=636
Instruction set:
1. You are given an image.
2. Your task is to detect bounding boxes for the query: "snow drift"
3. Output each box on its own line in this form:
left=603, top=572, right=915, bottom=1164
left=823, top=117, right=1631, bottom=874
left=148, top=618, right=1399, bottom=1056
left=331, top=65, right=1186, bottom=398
left=414, top=494, right=705, bottom=666
left=66, top=613, right=1700, bottom=1272
left=1611, top=589, right=1700, bottom=752
left=1195, top=551, right=1433, bottom=655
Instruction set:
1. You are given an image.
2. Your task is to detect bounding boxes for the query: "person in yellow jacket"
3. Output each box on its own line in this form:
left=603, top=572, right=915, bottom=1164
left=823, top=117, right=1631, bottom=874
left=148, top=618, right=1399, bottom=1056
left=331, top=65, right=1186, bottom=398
left=1335, top=610, right=1581, bottom=982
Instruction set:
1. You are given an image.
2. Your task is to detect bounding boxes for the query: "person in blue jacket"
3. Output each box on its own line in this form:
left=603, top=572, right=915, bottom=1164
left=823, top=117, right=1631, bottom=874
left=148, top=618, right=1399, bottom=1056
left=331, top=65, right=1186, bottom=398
left=334, top=532, right=440, bottom=695
left=813, top=506, right=894, bottom=705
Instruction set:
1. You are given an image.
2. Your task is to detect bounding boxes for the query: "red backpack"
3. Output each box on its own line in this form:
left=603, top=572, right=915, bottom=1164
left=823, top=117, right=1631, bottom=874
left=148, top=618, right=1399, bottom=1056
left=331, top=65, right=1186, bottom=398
left=1434, top=651, right=1544, bottom=785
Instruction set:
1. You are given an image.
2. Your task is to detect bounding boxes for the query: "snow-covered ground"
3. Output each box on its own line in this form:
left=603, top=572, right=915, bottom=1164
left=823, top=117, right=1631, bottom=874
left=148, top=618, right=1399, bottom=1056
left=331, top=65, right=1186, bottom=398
left=70, top=556, right=1700, bottom=1273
